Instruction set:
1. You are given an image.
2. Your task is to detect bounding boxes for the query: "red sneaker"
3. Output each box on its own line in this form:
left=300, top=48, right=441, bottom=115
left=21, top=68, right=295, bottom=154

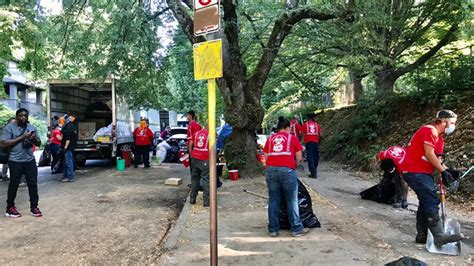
left=5, top=207, right=22, bottom=218
left=31, top=207, right=43, bottom=217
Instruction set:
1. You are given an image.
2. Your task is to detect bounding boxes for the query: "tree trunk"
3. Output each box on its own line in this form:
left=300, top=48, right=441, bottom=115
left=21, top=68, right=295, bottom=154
left=223, top=84, right=265, bottom=178
left=349, top=70, right=364, bottom=103
left=375, top=69, right=397, bottom=95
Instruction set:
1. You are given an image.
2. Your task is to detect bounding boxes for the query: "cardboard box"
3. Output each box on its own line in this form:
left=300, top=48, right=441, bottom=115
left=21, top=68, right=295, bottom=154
left=78, top=122, right=96, bottom=140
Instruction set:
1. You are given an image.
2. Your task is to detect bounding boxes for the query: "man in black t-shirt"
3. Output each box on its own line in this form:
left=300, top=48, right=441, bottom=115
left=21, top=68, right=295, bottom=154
left=61, top=114, right=78, bottom=182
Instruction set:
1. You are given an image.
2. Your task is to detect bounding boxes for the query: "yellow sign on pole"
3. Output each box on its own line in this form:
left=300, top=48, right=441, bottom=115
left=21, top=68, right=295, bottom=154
left=193, top=39, right=223, bottom=80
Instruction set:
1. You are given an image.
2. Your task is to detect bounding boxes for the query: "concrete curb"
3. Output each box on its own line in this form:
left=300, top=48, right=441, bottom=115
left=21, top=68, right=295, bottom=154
left=164, top=193, right=192, bottom=251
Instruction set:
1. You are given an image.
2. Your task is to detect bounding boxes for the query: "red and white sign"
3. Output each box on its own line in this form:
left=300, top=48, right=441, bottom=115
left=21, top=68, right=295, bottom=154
left=193, top=0, right=220, bottom=36
left=194, top=0, right=218, bottom=10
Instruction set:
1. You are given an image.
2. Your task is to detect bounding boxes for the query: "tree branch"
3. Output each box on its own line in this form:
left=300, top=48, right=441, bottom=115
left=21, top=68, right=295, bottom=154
left=394, top=23, right=459, bottom=78
left=221, top=0, right=246, bottom=78
left=165, top=0, right=204, bottom=44
left=248, top=7, right=345, bottom=101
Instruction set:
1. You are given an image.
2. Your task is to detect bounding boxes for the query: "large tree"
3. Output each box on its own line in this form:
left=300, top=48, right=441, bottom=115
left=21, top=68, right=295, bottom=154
left=345, top=0, right=467, bottom=94
left=166, top=0, right=351, bottom=176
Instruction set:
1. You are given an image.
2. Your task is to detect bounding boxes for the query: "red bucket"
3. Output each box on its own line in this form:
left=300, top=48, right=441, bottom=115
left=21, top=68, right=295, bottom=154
left=229, top=170, right=239, bottom=181
left=180, top=154, right=190, bottom=168
left=122, top=150, right=132, bottom=167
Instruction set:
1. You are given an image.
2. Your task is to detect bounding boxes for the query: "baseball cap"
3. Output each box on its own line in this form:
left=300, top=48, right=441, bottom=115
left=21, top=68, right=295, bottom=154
left=436, top=110, right=457, bottom=119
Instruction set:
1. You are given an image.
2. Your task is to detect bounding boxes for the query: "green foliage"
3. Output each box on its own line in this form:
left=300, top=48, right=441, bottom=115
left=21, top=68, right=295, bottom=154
left=0, top=104, right=47, bottom=146
left=401, top=54, right=474, bottom=104
left=321, top=98, right=394, bottom=162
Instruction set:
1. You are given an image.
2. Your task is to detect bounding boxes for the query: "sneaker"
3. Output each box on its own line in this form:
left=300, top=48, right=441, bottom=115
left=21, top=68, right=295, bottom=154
left=269, top=232, right=279, bottom=237
left=31, top=207, right=43, bottom=217
left=393, top=202, right=402, bottom=209
left=61, top=178, right=74, bottom=183
left=308, top=174, right=316, bottom=179
left=292, top=228, right=311, bottom=237
left=5, top=207, right=21, bottom=218
left=189, top=198, right=196, bottom=204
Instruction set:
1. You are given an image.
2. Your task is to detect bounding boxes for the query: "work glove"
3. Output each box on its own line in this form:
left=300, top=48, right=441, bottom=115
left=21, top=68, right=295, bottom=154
left=441, top=170, right=456, bottom=187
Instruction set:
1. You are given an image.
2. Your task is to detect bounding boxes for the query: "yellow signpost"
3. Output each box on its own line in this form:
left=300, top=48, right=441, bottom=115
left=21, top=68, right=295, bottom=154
left=193, top=38, right=222, bottom=266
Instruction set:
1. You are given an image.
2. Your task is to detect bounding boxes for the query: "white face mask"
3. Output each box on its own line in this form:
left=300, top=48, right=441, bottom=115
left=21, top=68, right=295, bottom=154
left=445, top=123, right=456, bottom=135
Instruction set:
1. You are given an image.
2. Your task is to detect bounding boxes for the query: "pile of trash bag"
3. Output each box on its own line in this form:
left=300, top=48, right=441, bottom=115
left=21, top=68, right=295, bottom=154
left=280, top=179, right=321, bottom=229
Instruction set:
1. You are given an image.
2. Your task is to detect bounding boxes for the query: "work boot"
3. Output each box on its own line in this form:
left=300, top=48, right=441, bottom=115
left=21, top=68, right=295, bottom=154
left=415, top=211, right=428, bottom=244
left=426, top=213, right=464, bottom=246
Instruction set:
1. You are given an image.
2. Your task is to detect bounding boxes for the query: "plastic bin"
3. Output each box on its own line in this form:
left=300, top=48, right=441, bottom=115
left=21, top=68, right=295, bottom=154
left=229, top=170, right=239, bottom=181
left=117, top=159, right=126, bottom=171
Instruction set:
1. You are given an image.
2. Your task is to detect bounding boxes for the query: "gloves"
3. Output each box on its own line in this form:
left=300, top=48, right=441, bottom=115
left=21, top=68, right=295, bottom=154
left=441, top=170, right=456, bottom=187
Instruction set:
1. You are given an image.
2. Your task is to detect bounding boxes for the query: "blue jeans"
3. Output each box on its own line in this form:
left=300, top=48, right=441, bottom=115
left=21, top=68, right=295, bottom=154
left=306, top=142, right=320, bottom=176
left=50, top=144, right=60, bottom=171
left=63, top=150, right=74, bottom=180
left=265, top=166, right=304, bottom=233
left=403, top=173, right=440, bottom=215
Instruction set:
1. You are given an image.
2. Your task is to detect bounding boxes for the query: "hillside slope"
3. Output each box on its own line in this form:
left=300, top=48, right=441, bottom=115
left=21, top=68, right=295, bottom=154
left=315, top=91, right=474, bottom=196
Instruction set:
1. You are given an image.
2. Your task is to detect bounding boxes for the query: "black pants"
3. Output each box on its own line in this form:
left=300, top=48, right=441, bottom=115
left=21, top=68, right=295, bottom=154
left=190, top=158, right=210, bottom=205
left=134, top=145, right=150, bottom=167
left=7, top=160, right=38, bottom=209
left=306, top=142, right=320, bottom=176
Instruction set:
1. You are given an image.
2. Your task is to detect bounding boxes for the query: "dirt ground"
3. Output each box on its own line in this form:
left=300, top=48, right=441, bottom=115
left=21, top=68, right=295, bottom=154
left=0, top=163, right=190, bottom=264
left=163, top=162, right=473, bottom=265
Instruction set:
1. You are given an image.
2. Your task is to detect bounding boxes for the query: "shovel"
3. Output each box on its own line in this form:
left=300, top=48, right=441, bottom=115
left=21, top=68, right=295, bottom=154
left=426, top=173, right=462, bottom=256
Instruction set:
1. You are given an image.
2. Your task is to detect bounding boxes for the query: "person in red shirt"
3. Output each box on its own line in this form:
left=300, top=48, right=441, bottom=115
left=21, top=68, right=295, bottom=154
left=263, top=117, right=310, bottom=237
left=402, top=110, right=463, bottom=246
left=377, top=146, right=408, bottom=208
left=189, top=128, right=210, bottom=206
left=186, top=110, right=202, bottom=155
left=49, top=120, right=63, bottom=172
left=133, top=119, right=154, bottom=168
left=289, top=115, right=302, bottom=138
left=301, top=114, right=322, bottom=178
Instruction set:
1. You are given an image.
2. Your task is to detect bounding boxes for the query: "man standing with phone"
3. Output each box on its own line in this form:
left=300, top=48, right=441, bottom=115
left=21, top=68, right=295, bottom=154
left=1, top=108, right=42, bottom=218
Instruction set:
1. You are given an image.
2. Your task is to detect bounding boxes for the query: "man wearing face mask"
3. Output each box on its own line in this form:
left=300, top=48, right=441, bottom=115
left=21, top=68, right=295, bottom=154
left=402, top=110, right=463, bottom=246
left=133, top=119, right=154, bottom=168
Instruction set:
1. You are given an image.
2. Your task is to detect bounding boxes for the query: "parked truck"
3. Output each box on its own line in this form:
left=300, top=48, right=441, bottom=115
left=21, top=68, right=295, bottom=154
left=47, top=79, right=162, bottom=166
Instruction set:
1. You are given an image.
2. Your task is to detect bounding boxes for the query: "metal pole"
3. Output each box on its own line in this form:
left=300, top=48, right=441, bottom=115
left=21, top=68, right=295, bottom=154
left=208, top=78, right=218, bottom=266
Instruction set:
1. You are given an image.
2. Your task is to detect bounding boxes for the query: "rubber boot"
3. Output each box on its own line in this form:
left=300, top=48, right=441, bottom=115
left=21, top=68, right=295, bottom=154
left=426, top=213, right=464, bottom=246
left=415, top=211, right=428, bottom=244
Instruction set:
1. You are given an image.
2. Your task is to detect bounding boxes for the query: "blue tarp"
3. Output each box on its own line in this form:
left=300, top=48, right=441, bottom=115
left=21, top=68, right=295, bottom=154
left=217, top=123, right=233, bottom=150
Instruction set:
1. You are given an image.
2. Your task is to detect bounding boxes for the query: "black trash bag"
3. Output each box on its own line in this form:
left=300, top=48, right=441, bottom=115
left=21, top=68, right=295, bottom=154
left=164, top=141, right=180, bottom=163
left=51, top=150, right=64, bottom=174
left=280, top=179, right=321, bottom=229
left=385, top=256, right=427, bottom=266
left=38, top=144, right=51, bottom=167
left=360, top=172, right=396, bottom=204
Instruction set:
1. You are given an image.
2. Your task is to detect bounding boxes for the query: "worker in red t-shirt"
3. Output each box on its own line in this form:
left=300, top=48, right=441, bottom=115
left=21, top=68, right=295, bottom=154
left=50, top=120, right=63, bottom=172
left=263, top=117, right=310, bottom=237
left=378, top=146, right=408, bottom=209
left=189, top=128, right=210, bottom=206
left=402, top=110, right=463, bottom=246
left=186, top=110, right=202, bottom=155
left=289, top=115, right=302, bottom=138
left=133, top=119, right=154, bottom=168
left=301, top=114, right=322, bottom=178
